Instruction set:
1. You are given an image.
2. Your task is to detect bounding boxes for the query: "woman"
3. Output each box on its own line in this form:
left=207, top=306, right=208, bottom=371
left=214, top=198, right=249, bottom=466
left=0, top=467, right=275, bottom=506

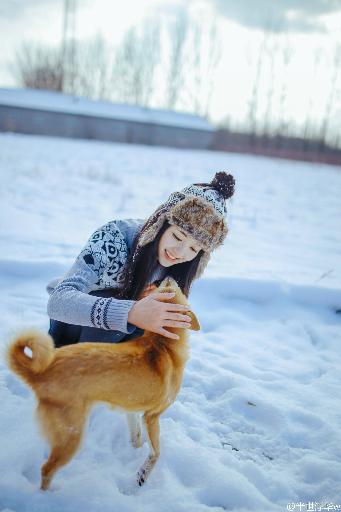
left=47, top=171, right=235, bottom=347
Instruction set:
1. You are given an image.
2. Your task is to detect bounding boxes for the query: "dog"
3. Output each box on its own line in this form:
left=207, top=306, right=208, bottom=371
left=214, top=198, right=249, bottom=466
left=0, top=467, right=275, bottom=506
left=6, top=276, right=200, bottom=490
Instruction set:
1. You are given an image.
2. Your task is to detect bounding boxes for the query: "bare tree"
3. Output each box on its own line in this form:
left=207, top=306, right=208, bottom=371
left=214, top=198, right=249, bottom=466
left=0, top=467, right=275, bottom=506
left=262, top=35, right=279, bottom=140
left=110, top=22, right=160, bottom=106
left=10, top=42, right=64, bottom=91
left=61, top=0, right=77, bottom=92
left=162, top=6, right=221, bottom=116
left=302, top=48, right=323, bottom=150
left=204, top=20, right=222, bottom=117
left=276, top=39, right=294, bottom=140
left=185, top=15, right=221, bottom=116
left=72, top=35, right=112, bottom=99
left=319, top=43, right=341, bottom=150
left=165, top=10, right=190, bottom=110
left=10, top=25, right=160, bottom=107
left=246, top=32, right=268, bottom=143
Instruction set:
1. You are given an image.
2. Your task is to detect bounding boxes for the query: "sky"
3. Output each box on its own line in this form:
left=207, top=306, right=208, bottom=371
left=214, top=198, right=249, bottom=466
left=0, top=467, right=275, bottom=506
left=1, top=0, right=341, bottom=137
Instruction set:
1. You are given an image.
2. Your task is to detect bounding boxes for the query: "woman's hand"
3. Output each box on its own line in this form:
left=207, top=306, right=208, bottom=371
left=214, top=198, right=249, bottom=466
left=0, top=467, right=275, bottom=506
left=127, top=290, right=192, bottom=340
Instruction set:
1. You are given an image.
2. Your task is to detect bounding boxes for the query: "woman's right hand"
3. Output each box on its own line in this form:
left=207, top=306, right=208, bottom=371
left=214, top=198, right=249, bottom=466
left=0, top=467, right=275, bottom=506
left=127, top=291, right=192, bottom=340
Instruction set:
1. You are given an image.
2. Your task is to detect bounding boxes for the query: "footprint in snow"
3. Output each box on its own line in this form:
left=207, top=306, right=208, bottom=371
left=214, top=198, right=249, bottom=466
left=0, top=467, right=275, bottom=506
left=5, top=372, right=30, bottom=398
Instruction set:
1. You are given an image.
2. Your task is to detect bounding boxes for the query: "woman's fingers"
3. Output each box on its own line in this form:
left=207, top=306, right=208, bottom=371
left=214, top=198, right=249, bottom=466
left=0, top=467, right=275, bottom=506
left=165, top=303, right=191, bottom=311
left=165, top=312, right=191, bottom=322
left=162, top=320, right=191, bottom=328
left=158, top=327, right=180, bottom=340
left=128, top=290, right=192, bottom=337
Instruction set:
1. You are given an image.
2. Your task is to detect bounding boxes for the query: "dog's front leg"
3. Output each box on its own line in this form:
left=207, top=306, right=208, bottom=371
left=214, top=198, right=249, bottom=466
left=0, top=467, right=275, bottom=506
left=126, top=413, right=142, bottom=448
left=137, top=413, right=160, bottom=486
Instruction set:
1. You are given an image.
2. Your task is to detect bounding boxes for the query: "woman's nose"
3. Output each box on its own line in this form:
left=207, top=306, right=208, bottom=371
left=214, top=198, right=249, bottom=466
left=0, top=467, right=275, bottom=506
left=171, top=246, right=186, bottom=259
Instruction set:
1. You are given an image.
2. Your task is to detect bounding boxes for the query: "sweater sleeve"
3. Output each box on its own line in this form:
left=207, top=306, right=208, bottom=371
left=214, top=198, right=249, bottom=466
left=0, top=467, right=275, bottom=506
left=47, top=221, right=137, bottom=334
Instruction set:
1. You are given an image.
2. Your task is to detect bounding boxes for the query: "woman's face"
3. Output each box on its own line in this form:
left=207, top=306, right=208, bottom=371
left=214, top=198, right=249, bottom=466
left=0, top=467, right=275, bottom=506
left=158, top=225, right=203, bottom=267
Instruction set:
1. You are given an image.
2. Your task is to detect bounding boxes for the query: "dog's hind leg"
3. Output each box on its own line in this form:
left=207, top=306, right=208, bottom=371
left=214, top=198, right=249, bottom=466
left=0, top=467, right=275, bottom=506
left=37, top=401, right=87, bottom=490
left=126, top=413, right=142, bottom=449
left=137, top=413, right=160, bottom=486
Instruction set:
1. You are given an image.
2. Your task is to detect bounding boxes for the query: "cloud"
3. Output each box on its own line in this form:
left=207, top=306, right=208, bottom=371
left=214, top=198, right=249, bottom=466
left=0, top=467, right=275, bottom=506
left=209, top=0, right=341, bottom=32
left=0, top=0, right=61, bottom=19
left=0, top=0, right=91, bottom=20
left=2, top=0, right=340, bottom=34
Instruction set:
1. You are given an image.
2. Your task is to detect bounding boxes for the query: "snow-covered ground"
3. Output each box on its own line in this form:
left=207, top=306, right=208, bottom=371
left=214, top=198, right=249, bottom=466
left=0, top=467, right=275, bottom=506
left=0, top=132, right=340, bottom=512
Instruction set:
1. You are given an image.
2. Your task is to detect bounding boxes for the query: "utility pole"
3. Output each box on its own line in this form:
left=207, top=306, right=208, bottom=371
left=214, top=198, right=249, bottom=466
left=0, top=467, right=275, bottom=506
left=61, top=0, right=77, bottom=92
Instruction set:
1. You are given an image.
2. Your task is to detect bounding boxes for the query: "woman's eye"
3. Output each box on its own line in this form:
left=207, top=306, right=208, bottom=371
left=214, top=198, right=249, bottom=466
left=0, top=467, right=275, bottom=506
left=172, top=233, right=198, bottom=253
left=172, top=234, right=182, bottom=241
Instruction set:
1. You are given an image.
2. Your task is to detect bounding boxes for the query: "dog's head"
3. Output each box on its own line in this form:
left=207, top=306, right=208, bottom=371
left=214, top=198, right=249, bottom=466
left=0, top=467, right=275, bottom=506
left=157, top=276, right=200, bottom=331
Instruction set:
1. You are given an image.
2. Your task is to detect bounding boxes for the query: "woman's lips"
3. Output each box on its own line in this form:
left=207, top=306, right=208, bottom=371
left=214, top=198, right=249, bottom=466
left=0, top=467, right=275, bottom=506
left=165, top=249, right=177, bottom=261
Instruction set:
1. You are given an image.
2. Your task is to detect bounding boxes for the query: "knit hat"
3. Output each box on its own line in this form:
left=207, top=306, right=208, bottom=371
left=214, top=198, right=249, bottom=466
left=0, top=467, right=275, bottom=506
left=137, top=171, right=235, bottom=280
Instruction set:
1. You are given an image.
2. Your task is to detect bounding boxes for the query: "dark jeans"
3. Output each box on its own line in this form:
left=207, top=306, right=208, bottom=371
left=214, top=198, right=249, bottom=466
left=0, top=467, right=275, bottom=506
left=48, top=289, right=144, bottom=348
left=48, top=319, right=144, bottom=347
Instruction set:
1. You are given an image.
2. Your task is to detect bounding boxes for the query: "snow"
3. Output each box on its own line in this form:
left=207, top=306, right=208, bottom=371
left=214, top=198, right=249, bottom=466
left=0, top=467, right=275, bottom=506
left=0, top=88, right=214, bottom=131
left=0, top=132, right=340, bottom=511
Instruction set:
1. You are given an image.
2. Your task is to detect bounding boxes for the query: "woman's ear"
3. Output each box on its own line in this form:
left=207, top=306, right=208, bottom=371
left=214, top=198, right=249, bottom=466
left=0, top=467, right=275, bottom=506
left=188, top=310, right=200, bottom=331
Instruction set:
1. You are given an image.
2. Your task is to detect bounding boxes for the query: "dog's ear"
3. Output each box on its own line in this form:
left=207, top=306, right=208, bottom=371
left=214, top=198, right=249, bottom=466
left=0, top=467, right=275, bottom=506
left=187, top=310, right=200, bottom=331
left=158, top=278, right=200, bottom=330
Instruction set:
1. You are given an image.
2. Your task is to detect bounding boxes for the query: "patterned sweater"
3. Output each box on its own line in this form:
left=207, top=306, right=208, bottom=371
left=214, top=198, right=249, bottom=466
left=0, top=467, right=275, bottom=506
left=46, top=218, right=167, bottom=334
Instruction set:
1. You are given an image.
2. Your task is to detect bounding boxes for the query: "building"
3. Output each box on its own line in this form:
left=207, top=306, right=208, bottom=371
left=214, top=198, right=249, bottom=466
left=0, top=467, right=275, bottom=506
left=0, top=88, right=214, bottom=150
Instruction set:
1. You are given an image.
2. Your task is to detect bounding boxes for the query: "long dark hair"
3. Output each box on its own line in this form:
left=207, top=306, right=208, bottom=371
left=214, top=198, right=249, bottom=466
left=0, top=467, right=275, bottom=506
left=115, top=219, right=204, bottom=300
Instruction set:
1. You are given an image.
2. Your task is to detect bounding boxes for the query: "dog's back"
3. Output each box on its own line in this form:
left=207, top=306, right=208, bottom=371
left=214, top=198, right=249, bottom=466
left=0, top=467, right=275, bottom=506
left=7, top=327, right=189, bottom=413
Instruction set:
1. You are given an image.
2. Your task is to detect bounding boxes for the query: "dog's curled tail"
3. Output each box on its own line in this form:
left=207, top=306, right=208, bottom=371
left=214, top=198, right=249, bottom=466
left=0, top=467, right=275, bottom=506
left=6, top=329, right=55, bottom=384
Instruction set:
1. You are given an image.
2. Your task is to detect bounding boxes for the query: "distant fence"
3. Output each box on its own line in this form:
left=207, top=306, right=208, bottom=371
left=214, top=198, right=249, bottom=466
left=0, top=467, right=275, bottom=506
left=212, top=129, right=341, bottom=166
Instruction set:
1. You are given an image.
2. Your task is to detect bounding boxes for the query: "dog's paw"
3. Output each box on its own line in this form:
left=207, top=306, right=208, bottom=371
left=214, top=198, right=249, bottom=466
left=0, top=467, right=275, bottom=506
left=136, top=454, right=156, bottom=486
left=39, top=481, right=60, bottom=492
left=137, top=467, right=147, bottom=487
left=131, top=431, right=143, bottom=449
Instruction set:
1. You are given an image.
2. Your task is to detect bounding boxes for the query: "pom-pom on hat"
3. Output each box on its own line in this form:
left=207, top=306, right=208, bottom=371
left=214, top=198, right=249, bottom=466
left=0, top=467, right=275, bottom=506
left=137, top=171, right=235, bottom=279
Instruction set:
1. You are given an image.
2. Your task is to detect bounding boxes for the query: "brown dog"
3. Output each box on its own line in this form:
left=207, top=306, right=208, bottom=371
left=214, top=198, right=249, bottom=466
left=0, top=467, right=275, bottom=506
left=6, top=277, right=200, bottom=490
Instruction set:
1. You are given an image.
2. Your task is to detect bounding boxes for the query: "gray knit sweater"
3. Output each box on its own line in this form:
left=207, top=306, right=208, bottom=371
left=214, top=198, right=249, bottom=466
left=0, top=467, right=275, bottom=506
left=46, top=218, right=167, bottom=334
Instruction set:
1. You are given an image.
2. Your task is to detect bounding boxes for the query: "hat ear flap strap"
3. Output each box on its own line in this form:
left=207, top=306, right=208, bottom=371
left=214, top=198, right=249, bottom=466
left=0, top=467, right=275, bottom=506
left=137, top=213, right=167, bottom=248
